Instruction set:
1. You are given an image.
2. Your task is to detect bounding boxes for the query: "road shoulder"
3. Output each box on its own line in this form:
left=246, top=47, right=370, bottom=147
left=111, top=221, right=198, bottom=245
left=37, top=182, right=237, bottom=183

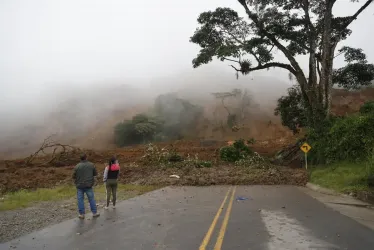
left=300, top=184, right=374, bottom=230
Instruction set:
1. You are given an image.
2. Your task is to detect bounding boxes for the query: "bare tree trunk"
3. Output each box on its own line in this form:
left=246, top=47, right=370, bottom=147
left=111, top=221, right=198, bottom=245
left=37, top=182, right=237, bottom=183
left=293, top=72, right=316, bottom=128
left=320, top=0, right=334, bottom=118
left=325, top=42, right=338, bottom=115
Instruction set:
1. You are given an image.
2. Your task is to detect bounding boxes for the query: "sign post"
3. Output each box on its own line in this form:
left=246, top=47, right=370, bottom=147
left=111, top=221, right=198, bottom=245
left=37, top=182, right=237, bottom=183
left=300, top=142, right=312, bottom=170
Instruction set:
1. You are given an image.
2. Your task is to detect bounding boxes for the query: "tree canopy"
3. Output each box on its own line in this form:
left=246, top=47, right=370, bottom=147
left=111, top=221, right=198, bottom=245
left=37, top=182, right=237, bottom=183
left=190, top=0, right=374, bottom=128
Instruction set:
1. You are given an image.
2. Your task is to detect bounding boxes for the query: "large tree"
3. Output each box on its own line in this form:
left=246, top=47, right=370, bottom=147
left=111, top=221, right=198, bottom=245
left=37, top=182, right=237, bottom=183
left=190, top=0, right=374, bottom=128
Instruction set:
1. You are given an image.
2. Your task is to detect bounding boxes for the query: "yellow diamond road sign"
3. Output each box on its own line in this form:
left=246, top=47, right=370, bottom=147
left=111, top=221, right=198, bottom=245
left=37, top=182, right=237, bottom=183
left=300, top=142, right=312, bottom=153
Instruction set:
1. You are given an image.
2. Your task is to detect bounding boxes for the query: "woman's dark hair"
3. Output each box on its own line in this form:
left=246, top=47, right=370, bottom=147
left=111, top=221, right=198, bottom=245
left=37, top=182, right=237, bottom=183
left=108, top=156, right=117, bottom=171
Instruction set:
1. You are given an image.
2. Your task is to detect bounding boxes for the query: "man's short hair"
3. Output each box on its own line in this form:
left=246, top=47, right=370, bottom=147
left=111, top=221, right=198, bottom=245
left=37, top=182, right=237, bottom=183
left=80, top=153, right=87, bottom=161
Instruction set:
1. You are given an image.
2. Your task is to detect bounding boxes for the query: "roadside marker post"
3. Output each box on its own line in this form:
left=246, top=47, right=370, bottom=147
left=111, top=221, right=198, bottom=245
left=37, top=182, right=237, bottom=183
left=300, top=142, right=312, bottom=170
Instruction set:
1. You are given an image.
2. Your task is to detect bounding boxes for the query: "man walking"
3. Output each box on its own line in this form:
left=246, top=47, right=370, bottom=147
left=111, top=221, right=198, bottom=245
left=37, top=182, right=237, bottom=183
left=72, top=153, right=100, bottom=219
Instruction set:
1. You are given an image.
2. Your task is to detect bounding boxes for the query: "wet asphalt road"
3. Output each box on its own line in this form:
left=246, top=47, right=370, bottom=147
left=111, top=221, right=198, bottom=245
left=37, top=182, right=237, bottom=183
left=1, top=186, right=373, bottom=250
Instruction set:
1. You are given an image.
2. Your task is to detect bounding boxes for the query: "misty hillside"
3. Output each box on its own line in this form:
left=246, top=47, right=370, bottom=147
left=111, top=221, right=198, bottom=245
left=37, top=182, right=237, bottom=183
left=0, top=83, right=148, bottom=158
left=6, top=69, right=373, bottom=159
left=0, top=69, right=292, bottom=159
left=2, top=67, right=372, bottom=160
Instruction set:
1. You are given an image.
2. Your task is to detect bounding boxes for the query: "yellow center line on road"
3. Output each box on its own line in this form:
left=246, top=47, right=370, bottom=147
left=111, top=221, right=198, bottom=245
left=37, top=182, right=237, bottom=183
left=214, top=186, right=236, bottom=250
left=199, top=187, right=232, bottom=250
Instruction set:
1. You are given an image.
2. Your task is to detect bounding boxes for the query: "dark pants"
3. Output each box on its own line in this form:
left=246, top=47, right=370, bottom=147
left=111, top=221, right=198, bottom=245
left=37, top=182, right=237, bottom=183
left=77, top=187, right=97, bottom=215
left=105, top=179, right=118, bottom=206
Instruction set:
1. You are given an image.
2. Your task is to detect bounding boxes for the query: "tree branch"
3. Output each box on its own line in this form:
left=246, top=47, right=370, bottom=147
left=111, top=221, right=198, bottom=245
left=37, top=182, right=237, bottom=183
left=224, top=57, right=240, bottom=63
left=333, top=51, right=344, bottom=59
left=231, top=61, right=297, bottom=75
left=237, top=0, right=307, bottom=85
left=217, top=25, right=244, bottom=45
left=341, top=0, right=373, bottom=30
left=302, top=0, right=316, bottom=34
left=268, top=45, right=275, bottom=53
left=248, top=50, right=261, bottom=65
left=317, top=60, right=321, bottom=79
left=25, top=135, right=80, bottom=166
left=216, top=26, right=263, bottom=65
left=302, top=0, right=318, bottom=89
left=230, top=64, right=241, bottom=71
left=252, top=63, right=297, bottom=75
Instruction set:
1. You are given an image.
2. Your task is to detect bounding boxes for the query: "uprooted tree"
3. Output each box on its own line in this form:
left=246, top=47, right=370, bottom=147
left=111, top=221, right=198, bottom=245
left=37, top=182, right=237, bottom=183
left=190, top=0, right=374, bottom=129
left=25, top=135, right=80, bottom=166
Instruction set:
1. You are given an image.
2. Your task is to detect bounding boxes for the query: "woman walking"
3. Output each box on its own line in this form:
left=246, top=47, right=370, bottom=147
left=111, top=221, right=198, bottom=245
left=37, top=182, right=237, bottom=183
left=103, top=157, right=120, bottom=209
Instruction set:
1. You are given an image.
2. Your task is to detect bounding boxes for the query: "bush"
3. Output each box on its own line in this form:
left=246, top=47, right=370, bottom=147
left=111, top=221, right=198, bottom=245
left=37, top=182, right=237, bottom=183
left=366, top=149, right=374, bottom=187
left=234, top=152, right=270, bottom=169
left=307, top=112, right=374, bottom=164
left=140, top=144, right=213, bottom=169
left=306, top=118, right=336, bottom=164
left=274, top=85, right=308, bottom=134
left=195, top=160, right=213, bottom=168
left=140, top=143, right=170, bottom=164
left=183, top=154, right=212, bottom=168
left=167, top=148, right=183, bottom=162
left=360, top=101, right=374, bottom=115
left=220, top=139, right=254, bottom=162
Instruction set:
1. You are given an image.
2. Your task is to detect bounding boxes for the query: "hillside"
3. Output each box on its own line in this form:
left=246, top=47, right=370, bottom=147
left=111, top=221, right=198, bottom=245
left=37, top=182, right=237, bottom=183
left=0, top=77, right=373, bottom=160
left=69, top=87, right=374, bottom=155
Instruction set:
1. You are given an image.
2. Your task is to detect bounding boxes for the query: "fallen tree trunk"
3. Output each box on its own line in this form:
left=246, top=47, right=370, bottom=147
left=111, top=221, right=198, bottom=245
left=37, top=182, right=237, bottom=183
left=271, top=139, right=305, bottom=168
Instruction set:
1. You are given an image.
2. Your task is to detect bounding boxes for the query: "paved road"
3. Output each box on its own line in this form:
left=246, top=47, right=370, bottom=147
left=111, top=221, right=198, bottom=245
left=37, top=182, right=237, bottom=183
left=1, top=186, right=373, bottom=250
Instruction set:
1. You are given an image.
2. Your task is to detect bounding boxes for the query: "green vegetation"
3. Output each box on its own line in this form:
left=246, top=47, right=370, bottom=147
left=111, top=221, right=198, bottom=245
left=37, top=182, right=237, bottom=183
left=184, top=155, right=212, bottom=168
left=0, top=184, right=159, bottom=211
left=139, top=143, right=213, bottom=169
left=195, top=160, right=212, bottom=168
left=114, top=114, right=163, bottom=147
left=310, top=160, right=374, bottom=194
left=307, top=113, right=374, bottom=164
left=220, top=139, right=254, bottom=162
left=219, top=139, right=270, bottom=168
left=274, top=85, right=307, bottom=134
left=114, top=94, right=202, bottom=147
left=304, top=102, right=374, bottom=194
left=360, top=100, right=374, bottom=115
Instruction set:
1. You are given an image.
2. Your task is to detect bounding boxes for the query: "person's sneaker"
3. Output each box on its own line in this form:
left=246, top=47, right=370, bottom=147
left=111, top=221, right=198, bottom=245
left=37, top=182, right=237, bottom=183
left=92, top=213, right=100, bottom=218
left=104, top=206, right=109, bottom=210
left=78, top=214, right=85, bottom=219
left=113, top=205, right=116, bottom=209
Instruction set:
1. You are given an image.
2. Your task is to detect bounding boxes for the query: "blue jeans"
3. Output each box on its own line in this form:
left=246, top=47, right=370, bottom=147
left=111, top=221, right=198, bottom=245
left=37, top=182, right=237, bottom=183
left=77, top=188, right=97, bottom=215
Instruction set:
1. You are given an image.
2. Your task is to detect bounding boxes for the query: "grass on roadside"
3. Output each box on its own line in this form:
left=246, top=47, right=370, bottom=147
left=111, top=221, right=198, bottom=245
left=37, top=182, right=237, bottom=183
left=309, top=160, right=374, bottom=193
left=0, top=184, right=160, bottom=211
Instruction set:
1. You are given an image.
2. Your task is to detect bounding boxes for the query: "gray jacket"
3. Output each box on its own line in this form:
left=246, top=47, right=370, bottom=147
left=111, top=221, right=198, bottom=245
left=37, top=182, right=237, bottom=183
left=73, top=160, right=97, bottom=189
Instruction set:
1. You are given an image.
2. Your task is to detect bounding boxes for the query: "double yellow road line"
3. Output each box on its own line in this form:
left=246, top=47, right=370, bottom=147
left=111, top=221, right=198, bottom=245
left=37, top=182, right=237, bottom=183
left=199, top=186, right=237, bottom=250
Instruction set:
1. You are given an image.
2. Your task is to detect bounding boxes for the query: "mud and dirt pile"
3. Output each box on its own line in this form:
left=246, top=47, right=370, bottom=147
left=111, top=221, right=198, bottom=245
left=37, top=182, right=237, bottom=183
left=0, top=140, right=308, bottom=193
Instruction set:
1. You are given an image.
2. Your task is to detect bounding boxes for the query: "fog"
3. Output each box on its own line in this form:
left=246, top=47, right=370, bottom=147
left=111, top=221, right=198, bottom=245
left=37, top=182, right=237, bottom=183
left=0, top=0, right=373, bottom=157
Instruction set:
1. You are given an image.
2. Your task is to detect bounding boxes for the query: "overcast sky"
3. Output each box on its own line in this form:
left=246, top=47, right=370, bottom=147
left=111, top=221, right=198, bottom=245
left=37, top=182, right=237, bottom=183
left=0, top=0, right=373, bottom=110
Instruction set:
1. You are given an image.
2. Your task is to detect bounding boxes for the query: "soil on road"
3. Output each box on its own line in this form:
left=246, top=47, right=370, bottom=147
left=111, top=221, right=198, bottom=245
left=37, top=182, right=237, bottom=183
left=1, top=186, right=373, bottom=250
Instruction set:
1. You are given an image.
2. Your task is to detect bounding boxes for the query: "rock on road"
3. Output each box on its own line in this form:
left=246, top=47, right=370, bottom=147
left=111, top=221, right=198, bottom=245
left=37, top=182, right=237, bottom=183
left=1, top=186, right=373, bottom=250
